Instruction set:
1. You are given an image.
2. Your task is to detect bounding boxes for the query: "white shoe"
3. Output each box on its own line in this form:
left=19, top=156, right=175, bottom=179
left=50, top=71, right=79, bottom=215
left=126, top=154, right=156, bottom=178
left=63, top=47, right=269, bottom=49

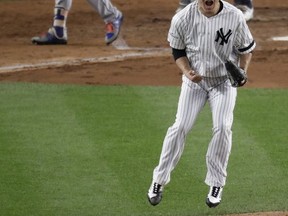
left=147, top=182, right=163, bottom=206
left=236, top=5, right=254, bottom=21
left=206, top=186, right=223, bottom=208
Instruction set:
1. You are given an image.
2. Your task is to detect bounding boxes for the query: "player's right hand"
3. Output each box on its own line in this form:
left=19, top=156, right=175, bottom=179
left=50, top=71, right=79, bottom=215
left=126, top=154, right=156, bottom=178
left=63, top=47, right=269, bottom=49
left=184, top=70, right=203, bottom=83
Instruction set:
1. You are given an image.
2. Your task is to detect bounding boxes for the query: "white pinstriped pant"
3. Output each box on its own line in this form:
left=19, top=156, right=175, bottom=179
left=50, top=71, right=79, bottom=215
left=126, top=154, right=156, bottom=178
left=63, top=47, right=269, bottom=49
left=153, top=75, right=237, bottom=187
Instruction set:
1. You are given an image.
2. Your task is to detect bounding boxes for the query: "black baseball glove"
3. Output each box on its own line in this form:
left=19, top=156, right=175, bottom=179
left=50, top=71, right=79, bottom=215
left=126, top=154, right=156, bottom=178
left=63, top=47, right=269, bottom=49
left=225, top=60, right=248, bottom=87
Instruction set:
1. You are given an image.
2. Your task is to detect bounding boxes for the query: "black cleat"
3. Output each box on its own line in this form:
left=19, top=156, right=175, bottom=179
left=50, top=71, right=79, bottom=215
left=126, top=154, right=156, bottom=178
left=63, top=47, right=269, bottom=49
left=32, top=27, right=67, bottom=45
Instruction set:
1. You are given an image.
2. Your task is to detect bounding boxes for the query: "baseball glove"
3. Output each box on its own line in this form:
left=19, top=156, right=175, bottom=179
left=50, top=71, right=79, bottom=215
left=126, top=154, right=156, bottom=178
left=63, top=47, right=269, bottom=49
left=225, top=60, right=248, bottom=87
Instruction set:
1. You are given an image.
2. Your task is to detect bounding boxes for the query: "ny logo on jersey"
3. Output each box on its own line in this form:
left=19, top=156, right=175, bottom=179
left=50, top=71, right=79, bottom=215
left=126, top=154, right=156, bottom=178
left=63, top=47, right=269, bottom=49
left=215, top=28, right=232, bottom=45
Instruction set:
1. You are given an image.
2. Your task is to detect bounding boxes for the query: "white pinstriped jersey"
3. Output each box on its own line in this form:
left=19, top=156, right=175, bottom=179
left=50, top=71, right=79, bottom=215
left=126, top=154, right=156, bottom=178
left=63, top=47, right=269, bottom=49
left=168, top=0, right=256, bottom=77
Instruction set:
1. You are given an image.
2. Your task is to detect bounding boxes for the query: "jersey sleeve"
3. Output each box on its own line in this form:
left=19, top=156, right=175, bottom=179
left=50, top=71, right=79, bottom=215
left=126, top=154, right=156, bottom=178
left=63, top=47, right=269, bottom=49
left=234, top=19, right=256, bottom=54
left=167, top=14, right=186, bottom=50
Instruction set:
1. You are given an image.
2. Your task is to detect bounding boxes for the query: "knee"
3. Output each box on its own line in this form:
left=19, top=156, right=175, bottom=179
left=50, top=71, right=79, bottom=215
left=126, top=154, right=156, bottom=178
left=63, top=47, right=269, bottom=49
left=169, top=123, right=188, bottom=136
left=212, top=124, right=232, bottom=134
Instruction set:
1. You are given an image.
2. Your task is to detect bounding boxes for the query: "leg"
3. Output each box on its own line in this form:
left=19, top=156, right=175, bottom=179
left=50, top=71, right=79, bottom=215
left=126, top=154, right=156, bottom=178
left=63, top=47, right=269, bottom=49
left=31, top=0, right=71, bottom=45
left=148, top=77, right=208, bottom=205
left=205, top=80, right=237, bottom=208
left=176, top=0, right=194, bottom=13
left=153, top=77, right=207, bottom=185
left=86, top=0, right=123, bottom=44
left=179, top=0, right=194, bottom=6
left=234, top=0, right=253, bottom=8
left=86, top=0, right=121, bottom=22
left=205, top=80, right=237, bottom=187
left=148, top=76, right=207, bottom=205
left=53, top=0, right=72, bottom=30
left=234, top=0, right=254, bottom=21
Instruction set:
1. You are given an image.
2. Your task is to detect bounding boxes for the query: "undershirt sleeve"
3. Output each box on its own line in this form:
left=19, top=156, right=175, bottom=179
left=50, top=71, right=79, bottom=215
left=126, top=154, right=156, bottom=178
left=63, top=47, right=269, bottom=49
left=172, top=48, right=187, bottom=61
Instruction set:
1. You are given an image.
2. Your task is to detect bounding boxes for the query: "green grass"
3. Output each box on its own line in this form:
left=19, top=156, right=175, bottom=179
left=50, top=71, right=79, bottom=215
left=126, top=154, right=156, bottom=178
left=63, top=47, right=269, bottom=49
left=0, top=83, right=287, bottom=216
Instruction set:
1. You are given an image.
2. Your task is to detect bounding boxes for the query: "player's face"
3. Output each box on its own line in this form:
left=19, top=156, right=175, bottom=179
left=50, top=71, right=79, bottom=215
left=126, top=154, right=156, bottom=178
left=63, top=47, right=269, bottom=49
left=198, top=0, right=220, bottom=16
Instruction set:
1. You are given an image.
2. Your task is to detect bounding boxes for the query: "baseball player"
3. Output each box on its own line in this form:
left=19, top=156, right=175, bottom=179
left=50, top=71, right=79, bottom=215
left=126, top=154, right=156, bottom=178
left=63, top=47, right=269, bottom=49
left=31, top=0, right=123, bottom=45
left=147, top=0, right=255, bottom=208
left=176, top=0, right=254, bottom=21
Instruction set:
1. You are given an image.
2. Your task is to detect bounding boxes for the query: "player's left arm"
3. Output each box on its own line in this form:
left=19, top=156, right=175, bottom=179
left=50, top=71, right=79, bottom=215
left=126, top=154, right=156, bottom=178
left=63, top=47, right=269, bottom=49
left=239, top=52, right=252, bottom=72
left=235, top=16, right=256, bottom=73
left=237, top=52, right=252, bottom=86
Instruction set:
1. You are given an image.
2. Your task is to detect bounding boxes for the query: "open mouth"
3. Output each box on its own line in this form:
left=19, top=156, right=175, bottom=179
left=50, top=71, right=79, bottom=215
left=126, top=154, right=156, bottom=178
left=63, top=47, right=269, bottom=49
left=205, top=0, right=214, bottom=7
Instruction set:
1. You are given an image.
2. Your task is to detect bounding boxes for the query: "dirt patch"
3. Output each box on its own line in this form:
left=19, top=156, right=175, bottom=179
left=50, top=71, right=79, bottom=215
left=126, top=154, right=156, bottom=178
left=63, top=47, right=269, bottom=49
left=0, top=0, right=287, bottom=88
left=0, top=0, right=287, bottom=214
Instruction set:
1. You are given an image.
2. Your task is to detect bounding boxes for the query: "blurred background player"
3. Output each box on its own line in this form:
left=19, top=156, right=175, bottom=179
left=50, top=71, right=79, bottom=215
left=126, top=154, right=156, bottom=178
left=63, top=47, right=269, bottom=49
left=31, top=0, right=123, bottom=45
left=176, top=0, right=254, bottom=21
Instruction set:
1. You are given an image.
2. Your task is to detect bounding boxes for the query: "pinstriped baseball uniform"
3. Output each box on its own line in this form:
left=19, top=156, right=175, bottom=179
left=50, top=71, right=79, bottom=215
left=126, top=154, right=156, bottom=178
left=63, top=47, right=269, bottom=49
left=152, top=1, right=255, bottom=188
left=55, top=0, right=122, bottom=23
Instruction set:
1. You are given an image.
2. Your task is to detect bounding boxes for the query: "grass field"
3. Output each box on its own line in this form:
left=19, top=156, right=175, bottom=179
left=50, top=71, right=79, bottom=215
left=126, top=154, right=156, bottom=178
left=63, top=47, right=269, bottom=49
left=0, top=83, right=287, bottom=216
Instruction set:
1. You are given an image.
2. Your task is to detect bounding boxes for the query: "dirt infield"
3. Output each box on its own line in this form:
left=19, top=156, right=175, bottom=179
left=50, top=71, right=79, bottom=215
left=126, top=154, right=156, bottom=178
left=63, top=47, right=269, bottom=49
left=0, top=0, right=287, bottom=88
left=0, top=0, right=287, bottom=215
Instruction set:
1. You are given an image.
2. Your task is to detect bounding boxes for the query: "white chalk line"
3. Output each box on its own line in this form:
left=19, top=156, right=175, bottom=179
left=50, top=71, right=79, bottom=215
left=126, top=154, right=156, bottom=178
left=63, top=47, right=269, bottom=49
left=271, top=36, right=288, bottom=41
left=0, top=34, right=171, bottom=73
left=0, top=47, right=170, bottom=74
